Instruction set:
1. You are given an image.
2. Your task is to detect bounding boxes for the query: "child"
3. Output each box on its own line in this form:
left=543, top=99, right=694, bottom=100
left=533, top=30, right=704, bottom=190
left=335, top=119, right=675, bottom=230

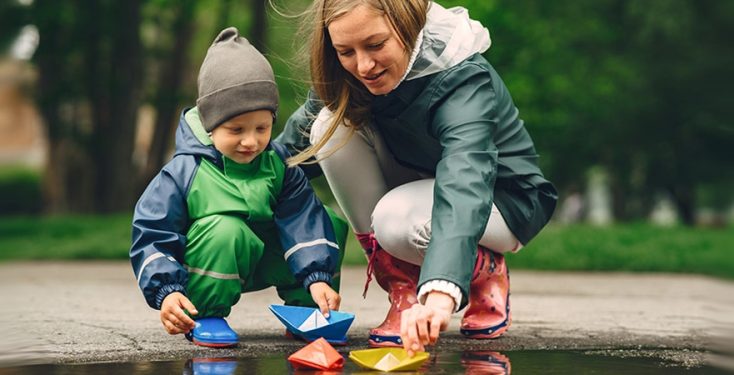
left=130, top=27, right=347, bottom=348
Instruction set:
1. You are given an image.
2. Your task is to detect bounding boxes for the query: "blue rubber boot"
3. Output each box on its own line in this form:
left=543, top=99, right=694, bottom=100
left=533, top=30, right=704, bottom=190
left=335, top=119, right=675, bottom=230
left=185, top=357, right=238, bottom=375
left=185, top=317, right=238, bottom=348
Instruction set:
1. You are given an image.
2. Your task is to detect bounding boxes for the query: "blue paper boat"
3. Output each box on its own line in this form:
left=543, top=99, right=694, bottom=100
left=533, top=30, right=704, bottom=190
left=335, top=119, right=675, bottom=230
left=269, top=305, right=354, bottom=345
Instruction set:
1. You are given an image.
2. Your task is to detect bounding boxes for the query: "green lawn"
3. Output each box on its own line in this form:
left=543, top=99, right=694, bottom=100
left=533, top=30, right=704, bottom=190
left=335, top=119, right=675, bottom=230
left=0, top=215, right=731, bottom=279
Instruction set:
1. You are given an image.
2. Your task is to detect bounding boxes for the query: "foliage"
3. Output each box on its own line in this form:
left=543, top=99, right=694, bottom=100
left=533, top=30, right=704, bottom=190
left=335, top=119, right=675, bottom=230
left=2, top=0, right=731, bottom=221
left=0, top=1, right=28, bottom=53
left=0, top=167, right=42, bottom=215
left=442, top=0, right=734, bottom=222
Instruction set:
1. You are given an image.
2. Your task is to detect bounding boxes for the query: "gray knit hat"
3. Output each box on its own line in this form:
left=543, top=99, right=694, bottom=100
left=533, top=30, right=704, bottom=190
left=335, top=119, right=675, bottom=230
left=197, top=27, right=278, bottom=132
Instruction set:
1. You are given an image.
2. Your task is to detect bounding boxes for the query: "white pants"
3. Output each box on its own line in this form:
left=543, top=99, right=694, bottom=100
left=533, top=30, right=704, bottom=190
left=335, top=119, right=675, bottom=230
left=310, top=109, right=522, bottom=266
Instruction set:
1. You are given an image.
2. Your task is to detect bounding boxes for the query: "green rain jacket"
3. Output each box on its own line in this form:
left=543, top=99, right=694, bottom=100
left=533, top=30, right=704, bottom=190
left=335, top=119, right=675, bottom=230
left=276, top=2, right=557, bottom=309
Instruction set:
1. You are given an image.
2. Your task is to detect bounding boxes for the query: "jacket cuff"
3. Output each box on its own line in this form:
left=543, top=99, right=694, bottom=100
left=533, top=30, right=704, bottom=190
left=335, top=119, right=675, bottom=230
left=154, top=283, right=187, bottom=310
left=417, top=280, right=463, bottom=313
left=302, top=271, right=332, bottom=291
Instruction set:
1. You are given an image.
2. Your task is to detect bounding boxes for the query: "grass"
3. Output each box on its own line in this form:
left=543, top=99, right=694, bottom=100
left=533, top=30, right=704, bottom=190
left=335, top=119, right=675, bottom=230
left=507, top=222, right=734, bottom=279
left=0, top=215, right=132, bottom=260
left=0, top=215, right=732, bottom=280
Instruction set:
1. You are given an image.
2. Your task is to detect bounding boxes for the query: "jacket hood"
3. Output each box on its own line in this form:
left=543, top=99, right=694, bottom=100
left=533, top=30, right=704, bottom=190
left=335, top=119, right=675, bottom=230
left=173, top=107, right=220, bottom=162
left=404, top=2, right=491, bottom=81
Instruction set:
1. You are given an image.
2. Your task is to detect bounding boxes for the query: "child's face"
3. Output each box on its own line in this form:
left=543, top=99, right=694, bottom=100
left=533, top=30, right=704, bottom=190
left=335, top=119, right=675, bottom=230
left=210, top=110, right=273, bottom=164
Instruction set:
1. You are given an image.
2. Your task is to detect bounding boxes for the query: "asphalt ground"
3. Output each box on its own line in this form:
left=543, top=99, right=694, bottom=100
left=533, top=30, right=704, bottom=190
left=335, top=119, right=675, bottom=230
left=0, top=262, right=733, bottom=369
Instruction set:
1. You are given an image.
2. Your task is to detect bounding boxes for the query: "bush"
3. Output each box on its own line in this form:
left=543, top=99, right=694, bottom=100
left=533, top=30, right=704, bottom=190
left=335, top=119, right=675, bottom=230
left=0, top=167, right=42, bottom=215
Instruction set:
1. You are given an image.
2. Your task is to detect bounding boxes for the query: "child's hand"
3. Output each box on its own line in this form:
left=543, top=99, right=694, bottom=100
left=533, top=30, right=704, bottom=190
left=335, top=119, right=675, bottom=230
left=160, top=292, right=198, bottom=335
left=400, top=291, right=453, bottom=357
left=308, top=282, right=341, bottom=318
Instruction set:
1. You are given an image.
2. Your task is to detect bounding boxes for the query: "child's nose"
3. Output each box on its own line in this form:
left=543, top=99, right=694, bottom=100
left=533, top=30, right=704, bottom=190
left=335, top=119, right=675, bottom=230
left=240, top=136, right=256, bottom=147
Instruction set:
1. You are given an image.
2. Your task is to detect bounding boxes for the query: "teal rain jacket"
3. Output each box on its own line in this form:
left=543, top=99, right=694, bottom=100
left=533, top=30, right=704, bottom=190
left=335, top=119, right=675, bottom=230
left=276, top=3, right=557, bottom=309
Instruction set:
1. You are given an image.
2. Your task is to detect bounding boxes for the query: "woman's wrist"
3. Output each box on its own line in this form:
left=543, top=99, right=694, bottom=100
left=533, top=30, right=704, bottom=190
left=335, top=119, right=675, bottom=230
left=424, top=291, right=456, bottom=314
left=418, top=280, right=462, bottom=312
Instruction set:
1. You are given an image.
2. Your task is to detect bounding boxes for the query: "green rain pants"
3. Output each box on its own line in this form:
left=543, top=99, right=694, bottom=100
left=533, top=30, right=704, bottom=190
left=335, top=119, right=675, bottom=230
left=184, top=207, right=347, bottom=318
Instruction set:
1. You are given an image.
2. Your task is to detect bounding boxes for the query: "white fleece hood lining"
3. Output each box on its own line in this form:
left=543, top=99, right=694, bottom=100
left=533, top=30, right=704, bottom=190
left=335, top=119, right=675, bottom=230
left=403, top=2, right=491, bottom=82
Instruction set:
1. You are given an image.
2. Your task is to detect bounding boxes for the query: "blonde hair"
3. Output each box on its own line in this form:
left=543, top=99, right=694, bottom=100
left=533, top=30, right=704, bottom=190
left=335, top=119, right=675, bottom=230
left=287, top=0, right=429, bottom=166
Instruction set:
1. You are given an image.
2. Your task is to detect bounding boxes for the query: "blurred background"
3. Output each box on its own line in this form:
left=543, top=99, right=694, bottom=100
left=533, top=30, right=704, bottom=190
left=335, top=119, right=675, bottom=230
left=0, top=0, right=732, bottom=277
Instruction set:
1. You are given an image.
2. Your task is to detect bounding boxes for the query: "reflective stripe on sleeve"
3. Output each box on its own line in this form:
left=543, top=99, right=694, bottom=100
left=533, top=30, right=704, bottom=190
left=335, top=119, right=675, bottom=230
left=136, top=252, right=166, bottom=283
left=283, top=239, right=339, bottom=260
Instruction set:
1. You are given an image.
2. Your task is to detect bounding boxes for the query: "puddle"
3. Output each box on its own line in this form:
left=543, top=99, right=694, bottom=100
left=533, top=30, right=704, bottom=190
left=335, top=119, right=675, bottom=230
left=0, top=350, right=726, bottom=374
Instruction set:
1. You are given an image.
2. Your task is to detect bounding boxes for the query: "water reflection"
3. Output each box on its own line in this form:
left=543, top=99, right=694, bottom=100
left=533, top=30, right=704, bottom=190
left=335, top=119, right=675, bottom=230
left=183, top=357, right=238, bottom=375
left=179, top=350, right=512, bottom=374
left=461, top=351, right=511, bottom=374
left=19, top=349, right=694, bottom=375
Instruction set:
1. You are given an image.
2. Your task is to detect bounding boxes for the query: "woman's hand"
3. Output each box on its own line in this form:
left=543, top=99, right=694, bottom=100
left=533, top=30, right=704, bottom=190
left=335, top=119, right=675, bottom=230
left=309, top=281, right=341, bottom=318
left=400, top=291, right=455, bottom=357
left=160, top=292, right=198, bottom=335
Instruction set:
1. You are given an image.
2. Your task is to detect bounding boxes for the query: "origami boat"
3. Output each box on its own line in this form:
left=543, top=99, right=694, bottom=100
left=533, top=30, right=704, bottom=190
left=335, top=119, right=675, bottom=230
left=269, top=305, right=355, bottom=345
left=349, top=348, right=430, bottom=372
left=287, top=337, right=344, bottom=370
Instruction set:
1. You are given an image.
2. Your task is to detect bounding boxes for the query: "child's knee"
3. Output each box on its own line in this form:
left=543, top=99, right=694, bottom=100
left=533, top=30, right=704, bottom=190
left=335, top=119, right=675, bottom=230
left=189, top=214, right=263, bottom=255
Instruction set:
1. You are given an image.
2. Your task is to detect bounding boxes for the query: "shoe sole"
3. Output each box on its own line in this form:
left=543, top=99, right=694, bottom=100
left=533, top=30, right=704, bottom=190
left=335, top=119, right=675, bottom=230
left=368, top=334, right=403, bottom=348
left=192, top=339, right=238, bottom=348
left=460, top=318, right=510, bottom=339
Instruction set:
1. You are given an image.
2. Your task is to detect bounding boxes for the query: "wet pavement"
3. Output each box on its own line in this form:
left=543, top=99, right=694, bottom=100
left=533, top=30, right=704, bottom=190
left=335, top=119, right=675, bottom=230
left=0, top=262, right=732, bottom=369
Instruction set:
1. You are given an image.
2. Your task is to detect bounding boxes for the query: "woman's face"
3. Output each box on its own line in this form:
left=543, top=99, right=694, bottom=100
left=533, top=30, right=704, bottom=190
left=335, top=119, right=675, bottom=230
left=327, top=4, right=410, bottom=95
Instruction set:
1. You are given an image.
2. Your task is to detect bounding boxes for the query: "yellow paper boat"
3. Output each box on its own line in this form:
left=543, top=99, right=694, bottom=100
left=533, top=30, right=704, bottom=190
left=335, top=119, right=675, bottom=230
left=349, top=348, right=429, bottom=372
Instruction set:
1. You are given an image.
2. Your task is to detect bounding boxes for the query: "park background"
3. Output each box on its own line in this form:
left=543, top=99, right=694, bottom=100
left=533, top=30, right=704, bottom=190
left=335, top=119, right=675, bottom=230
left=0, top=0, right=732, bottom=279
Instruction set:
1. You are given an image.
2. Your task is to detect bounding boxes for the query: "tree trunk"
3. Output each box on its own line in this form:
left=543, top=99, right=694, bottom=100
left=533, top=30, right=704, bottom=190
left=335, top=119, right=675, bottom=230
left=88, top=0, right=143, bottom=213
left=139, top=0, right=197, bottom=193
left=668, top=184, right=696, bottom=226
left=34, top=1, right=96, bottom=213
left=250, top=0, right=268, bottom=51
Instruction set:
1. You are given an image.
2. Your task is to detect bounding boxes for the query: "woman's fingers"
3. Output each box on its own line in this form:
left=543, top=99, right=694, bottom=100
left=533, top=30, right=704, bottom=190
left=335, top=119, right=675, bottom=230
left=400, top=304, right=449, bottom=357
left=429, top=315, right=443, bottom=344
left=401, top=305, right=430, bottom=357
left=416, top=310, right=431, bottom=346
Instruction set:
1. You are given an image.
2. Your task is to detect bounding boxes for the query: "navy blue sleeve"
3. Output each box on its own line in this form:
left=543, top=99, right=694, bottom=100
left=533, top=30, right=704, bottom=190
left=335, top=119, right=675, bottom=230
left=274, top=89, right=324, bottom=179
left=130, top=156, right=197, bottom=309
left=270, top=142, right=339, bottom=290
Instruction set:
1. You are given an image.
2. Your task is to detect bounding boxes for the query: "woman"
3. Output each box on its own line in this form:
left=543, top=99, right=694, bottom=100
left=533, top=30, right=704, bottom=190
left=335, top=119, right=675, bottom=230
left=276, top=0, right=557, bottom=356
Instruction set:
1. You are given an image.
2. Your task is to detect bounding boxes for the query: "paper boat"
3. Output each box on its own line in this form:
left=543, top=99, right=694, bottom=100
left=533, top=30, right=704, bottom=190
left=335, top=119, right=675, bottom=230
left=287, top=337, right=344, bottom=370
left=349, top=348, right=430, bottom=372
left=269, top=305, right=354, bottom=345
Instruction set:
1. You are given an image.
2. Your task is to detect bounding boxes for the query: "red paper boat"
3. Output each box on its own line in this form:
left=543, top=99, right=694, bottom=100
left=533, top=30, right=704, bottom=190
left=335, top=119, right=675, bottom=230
left=288, top=337, right=345, bottom=370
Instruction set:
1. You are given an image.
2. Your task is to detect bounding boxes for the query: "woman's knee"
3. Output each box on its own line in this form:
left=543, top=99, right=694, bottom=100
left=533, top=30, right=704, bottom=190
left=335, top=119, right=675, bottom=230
left=371, top=186, right=432, bottom=265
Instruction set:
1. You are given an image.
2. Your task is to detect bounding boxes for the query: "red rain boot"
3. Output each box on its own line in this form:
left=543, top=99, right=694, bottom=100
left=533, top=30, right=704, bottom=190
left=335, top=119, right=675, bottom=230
left=356, top=233, right=420, bottom=348
left=460, top=246, right=511, bottom=339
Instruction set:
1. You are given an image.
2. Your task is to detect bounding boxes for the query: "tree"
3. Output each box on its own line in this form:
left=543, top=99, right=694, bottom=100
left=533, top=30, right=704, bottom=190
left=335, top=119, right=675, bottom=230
left=446, top=0, right=734, bottom=224
left=32, top=0, right=142, bottom=213
left=139, top=0, right=198, bottom=192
